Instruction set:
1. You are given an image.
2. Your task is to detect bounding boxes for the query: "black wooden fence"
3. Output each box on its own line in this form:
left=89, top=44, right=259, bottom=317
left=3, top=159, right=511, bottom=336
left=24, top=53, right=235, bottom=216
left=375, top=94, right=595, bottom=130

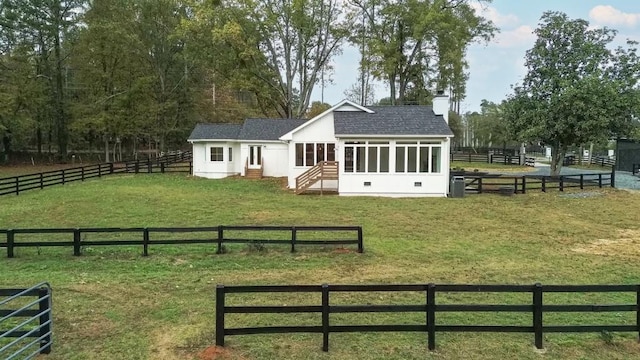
left=215, top=283, right=640, bottom=352
left=451, top=152, right=535, bottom=167
left=0, top=151, right=192, bottom=196
left=463, top=170, right=615, bottom=195
left=0, top=226, right=363, bottom=258
left=0, top=282, right=52, bottom=359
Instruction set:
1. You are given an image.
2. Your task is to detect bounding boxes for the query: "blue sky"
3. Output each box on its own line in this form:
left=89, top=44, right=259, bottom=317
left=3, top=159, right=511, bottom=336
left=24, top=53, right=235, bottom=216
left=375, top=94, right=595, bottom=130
left=311, top=1, right=640, bottom=113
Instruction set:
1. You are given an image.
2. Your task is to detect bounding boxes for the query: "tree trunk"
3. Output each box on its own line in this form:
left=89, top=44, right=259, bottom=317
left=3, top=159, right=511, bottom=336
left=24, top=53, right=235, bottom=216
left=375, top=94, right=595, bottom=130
left=550, top=145, right=566, bottom=176
left=53, top=5, right=67, bottom=163
left=579, top=145, right=584, bottom=165
left=104, top=137, right=110, bottom=163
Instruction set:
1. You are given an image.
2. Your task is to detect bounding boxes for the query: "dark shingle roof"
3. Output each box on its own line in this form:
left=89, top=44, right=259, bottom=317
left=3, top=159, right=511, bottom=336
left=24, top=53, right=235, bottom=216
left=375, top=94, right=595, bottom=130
left=239, top=118, right=307, bottom=140
left=188, top=123, right=242, bottom=141
left=334, top=106, right=453, bottom=136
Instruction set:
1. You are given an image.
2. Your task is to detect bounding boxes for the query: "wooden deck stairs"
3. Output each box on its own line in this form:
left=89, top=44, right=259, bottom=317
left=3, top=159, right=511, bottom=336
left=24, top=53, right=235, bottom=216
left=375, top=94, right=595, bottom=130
left=244, top=158, right=264, bottom=179
left=295, top=161, right=339, bottom=194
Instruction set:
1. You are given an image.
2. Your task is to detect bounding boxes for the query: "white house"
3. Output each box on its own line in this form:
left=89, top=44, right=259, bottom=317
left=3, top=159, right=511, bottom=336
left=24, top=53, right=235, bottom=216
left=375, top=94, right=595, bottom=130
left=187, top=93, right=454, bottom=197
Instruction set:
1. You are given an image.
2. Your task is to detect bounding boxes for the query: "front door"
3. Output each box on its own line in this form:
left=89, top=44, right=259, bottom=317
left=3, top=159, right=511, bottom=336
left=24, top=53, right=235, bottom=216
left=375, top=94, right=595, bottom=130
left=248, top=145, right=262, bottom=169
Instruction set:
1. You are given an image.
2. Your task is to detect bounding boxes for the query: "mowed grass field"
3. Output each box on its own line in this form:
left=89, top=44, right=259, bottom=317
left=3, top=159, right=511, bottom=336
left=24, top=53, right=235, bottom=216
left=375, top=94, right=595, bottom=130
left=1, top=173, right=640, bottom=359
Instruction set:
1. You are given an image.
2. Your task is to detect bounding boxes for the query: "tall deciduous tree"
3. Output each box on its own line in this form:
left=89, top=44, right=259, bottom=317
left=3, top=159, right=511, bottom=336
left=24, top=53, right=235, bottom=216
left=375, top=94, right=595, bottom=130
left=203, top=0, right=349, bottom=118
left=348, top=0, right=495, bottom=105
left=504, top=12, right=640, bottom=175
left=1, top=0, right=85, bottom=161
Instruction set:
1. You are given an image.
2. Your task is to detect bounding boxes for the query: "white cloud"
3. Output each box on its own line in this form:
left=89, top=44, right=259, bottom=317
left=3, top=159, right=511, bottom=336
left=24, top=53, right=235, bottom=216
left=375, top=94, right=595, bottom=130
left=492, top=25, right=536, bottom=49
left=589, top=5, right=640, bottom=28
left=470, top=2, right=520, bottom=28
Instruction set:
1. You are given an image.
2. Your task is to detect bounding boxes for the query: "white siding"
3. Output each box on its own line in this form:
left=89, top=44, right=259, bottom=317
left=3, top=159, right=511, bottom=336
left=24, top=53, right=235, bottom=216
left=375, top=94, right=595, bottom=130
left=191, top=141, right=240, bottom=179
left=287, top=111, right=339, bottom=188
left=338, top=138, right=451, bottom=197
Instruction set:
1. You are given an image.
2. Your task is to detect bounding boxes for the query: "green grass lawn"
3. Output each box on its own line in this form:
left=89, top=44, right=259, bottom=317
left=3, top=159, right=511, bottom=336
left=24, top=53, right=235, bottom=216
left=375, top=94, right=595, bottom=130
left=1, top=174, right=640, bottom=359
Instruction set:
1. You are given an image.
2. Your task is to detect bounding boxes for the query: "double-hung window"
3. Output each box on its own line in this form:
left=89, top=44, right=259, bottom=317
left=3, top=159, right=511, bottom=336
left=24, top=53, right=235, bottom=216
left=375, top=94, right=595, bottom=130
left=210, top=147, right=223, bottom=161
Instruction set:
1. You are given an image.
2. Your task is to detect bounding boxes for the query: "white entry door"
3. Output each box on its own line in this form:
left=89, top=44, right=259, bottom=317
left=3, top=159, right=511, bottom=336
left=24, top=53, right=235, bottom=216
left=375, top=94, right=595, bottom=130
left=248, top=145, right=262, bottom=169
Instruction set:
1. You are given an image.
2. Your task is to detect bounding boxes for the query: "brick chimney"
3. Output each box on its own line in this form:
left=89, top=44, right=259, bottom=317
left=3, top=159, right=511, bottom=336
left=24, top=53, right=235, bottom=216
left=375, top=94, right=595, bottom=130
left=432, top=90, right=449, bottom=124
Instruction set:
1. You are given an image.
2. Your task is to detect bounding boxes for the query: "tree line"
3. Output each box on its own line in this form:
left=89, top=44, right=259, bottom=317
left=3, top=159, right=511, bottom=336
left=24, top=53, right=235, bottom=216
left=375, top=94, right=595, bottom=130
left=0, top=0, right=495, bottom=163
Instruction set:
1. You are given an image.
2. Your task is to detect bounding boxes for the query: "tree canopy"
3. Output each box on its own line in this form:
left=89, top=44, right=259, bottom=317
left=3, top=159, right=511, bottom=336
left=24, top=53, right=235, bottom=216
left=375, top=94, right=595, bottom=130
left=0, top=0, right=496, bottom=163
left=503, top=11, right=640, bottom=175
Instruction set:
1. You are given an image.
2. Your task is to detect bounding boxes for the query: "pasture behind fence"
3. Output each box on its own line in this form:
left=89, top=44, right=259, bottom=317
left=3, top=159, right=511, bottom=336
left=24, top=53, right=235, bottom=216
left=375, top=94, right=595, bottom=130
left=0, top=283, right=52, bottom=359
left=215, top=283, right=640, bottom=352
left=0, top=225, right=363, bottom=258
left=0, top=151, right=192, bottom=196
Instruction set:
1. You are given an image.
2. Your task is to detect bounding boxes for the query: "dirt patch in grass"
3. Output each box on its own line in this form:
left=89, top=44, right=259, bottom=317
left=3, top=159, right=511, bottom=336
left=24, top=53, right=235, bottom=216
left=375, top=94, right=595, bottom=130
left=573, top=229, right=640, bottom=257
left=198, top=346, right=242, bottom=360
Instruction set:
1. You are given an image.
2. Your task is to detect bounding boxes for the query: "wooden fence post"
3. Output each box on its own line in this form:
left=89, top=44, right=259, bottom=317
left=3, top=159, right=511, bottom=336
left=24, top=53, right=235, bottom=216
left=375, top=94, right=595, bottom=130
left=73, top=229, right=81, bottom=256
left=533, top=283, right=543, bottom=349
left=542, top=177, right=546, bottom=192
left=489, top=154, right=493, bottom=164
left=598, top=174, right=602, bottom=188
left=15, top=177, right=19, bottom=195
left=636, top=285, right=640, bottom=342
left=559, top=176, right=564, bottom=192
left=7, top=229, right=14, bottom=258
left=357, top=227, right=364, bottom=253
left=143, top=228, right=150, bottom=256
left=98, top=165, right=102, bottom=178
left=580, top=174, right=584, bottom=189
left=62, top=169, right=65, bottom=185
left=161, top=162, right=165, bottom=173
left=291, top=226, right=296, bottom=253
left=216, top=285, right=225, bottom=347
left=40, top=173, right=43, bottom=189
left=478, top=177, right=483, bottom=194
left=217, top=226, right=224, bottom=254
left=322, top=284, right=330, bottom=352
left=427, top=283, right=436, bottom=351
left=522, top=176, right=526, bottom=194
left=38, top=287, right=52, bottom=354
left=81, top=167, right=85, bottom=181
left=110, top=163, right=114, bottom=174
left=147, top=159, right=152, bottom=173
left=513, top=177, right=518, bottom=194
left=611, top=167, right=615, bottom=188
left=189, top=161, right=193, bottom=175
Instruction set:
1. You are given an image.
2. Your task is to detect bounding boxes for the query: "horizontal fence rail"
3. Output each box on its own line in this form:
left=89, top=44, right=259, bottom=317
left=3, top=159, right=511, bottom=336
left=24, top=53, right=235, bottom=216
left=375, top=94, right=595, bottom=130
left=0, top=225, right=363, bottom=258
left=0, top=283, right=52, bottom=359
left=215, top=283, right=640, bottom=352
left=462, top=169, right=615, bottom=195
left=0, top=151, right=192, bottom=197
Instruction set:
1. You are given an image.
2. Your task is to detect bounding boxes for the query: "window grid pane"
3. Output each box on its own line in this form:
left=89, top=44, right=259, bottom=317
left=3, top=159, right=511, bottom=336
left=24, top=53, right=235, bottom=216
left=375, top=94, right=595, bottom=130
left=327, top=143, right=336, bottom=161
left=356, top=146, right=366, bottom=172
left=407, top=147, right=417, bottom=172
left=380, top=147, right=390, bottom=172
left=431, top=147, right=441, bottom=173
left=367, top=147, right=378, bottom=172
left=305, top=144, right=314, bottom=166
left=419, top=147, right=429, bottom=173
left=396, top=147, right=405, bottom=173
left=345, top=147, right=354, bottom=172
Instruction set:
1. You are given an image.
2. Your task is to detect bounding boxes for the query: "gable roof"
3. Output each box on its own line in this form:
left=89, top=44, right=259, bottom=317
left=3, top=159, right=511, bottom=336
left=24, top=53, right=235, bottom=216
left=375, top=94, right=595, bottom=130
left=334, top=106, right=454, bottom=136
left=279, top=99, right=373, bottom=140
left=239, top=118, right=307, bottom=141
left=188, top=123, right=242, bottom=141
left=187, top=119, right=306, bottom=142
